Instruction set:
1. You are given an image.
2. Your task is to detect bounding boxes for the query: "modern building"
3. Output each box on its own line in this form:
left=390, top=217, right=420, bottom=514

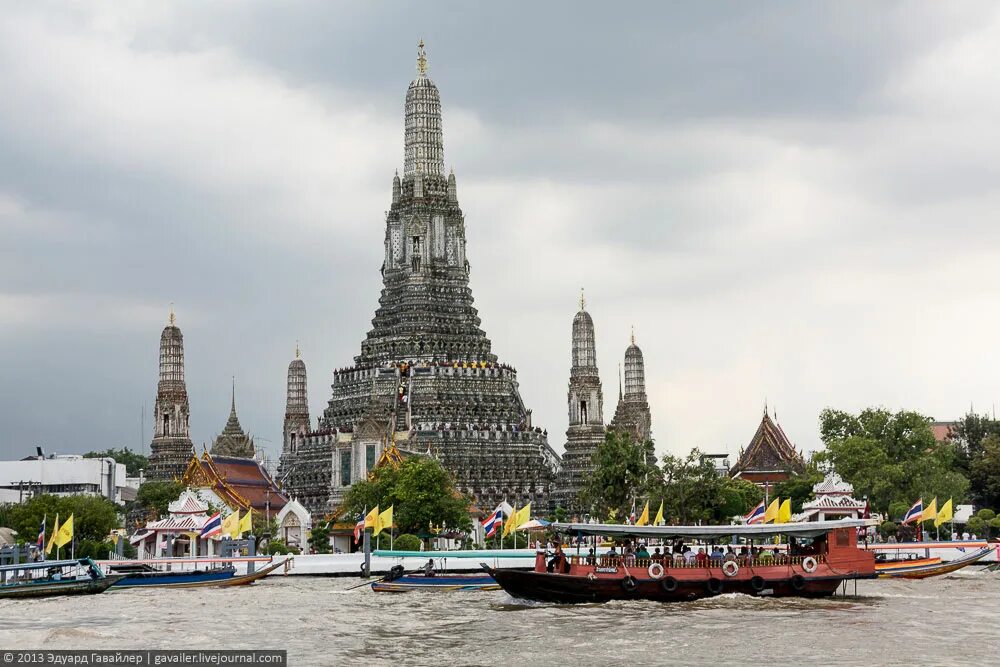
left=0, top=454, right=132, bottom=504
left=279, top=42, right=560, bottom=514
left=730, top=409, right=805, bottom=493
left=147, top=309, right=195, bottom=480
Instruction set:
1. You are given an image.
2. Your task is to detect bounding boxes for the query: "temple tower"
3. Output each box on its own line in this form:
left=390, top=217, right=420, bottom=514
left=610, top=329, right=653, bottom=446
left=555, top=290, right=606, bottom=512
left=147, top=308, right=195, bottom=480
left=319, top=42, right=559, bottom=512
left=282, top=344, right=311, bottom=461
left=210, top=381, right=256, bottom=458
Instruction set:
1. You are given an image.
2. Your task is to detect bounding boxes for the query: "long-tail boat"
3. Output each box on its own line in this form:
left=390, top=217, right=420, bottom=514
left=0, top=558, right=124, bottom=599
left=105, top=558, right=290, bottom=589
left=876, top=546, right=992, bottom=579
left=483, top=519, right=875, bottom=603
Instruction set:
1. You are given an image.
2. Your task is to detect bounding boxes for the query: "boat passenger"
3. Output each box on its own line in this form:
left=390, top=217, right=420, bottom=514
left=585, top=548, right=597, bottom=565
left=635, top=544, right=650, bottom=560
left=423, top=559, right=436, bottom=577
left=683, top=546, right=695, bottom=564
left=651, top=547, right=663, bottom=563
left=673, top=548, right=685, bottom=566
left=695, top=548, right=708, bottom=566
left=724, top=547, right=737, bottom=562
left=759, top=548, right=774, bottom=564
left=711, top=546, right=724, bottom=561
left=604, top=546, right=620, bottom=564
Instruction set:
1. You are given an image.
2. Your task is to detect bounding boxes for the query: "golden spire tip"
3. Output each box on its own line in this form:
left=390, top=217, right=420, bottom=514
left=416, top=39, right=428, bottom=76
left=169, top=302, right=175, bottom=326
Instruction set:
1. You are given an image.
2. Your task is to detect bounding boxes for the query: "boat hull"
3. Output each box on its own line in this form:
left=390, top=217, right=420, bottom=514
left=485, top=566, right=847, bottom=604
left=876, top=547, right=991, bottom=579
left=372, top=574, right=499, bottom=593
left=111, top=568, right=236, bottom=589
left=0, top=575, right=124, bottom=600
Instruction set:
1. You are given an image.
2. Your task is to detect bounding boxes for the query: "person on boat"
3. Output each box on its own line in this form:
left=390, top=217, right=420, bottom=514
left=623, top=543, right=636, bottom=566
left=635, top=544, right=650, bottom=560
left=683, top=546, right=695, bottom=564
left=585, top=548, right=597, bottom=565
left=604, top=546, right=619, bottom=564
left=759, top=548, right=774, bottom=564
left=695, top=548, right=708, bottom=566
left=724, top=547, right=737, bottom=562
left=422, top=559, right=436, bottom=577
left=711, top=545, right=724, bottom=561
left=673, top=547, right=685, bottom=566
left=651, top=547, right=663, bottom=563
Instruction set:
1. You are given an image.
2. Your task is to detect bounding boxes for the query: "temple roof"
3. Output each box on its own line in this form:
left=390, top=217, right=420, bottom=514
left=211, top=386, right=255, bottom=458
left=731, top=411, right=804, bottom=477
left=182, top=451, right=288, bottom=515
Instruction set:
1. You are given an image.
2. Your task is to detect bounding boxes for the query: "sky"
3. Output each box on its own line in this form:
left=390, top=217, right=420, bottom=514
left=2, top=2, right=999, bottom=465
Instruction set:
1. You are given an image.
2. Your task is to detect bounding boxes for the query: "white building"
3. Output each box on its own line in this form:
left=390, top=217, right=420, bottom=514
left=0, top=454, right=133, bottom=504
left=795, top=472, right=867, bottom=522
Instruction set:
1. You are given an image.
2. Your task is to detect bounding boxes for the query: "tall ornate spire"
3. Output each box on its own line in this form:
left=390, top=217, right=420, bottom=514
left=212, top=380, right=255, bottom=458
left=571, top=292, right=597, bottom=372
left=404, top=40, right=444, bottom=177
left=148, top=310, right=194, bottom=479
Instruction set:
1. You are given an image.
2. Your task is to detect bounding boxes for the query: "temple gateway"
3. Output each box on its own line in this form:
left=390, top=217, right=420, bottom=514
left=279, top=43, right=560, bottom=515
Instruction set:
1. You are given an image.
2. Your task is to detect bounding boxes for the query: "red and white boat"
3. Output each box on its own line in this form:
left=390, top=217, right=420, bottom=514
left=484, top=519, right=875, bottom=603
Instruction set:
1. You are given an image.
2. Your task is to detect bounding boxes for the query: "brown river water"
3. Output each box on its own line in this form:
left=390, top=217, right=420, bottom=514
left=1, top=570, right=997, bottom=666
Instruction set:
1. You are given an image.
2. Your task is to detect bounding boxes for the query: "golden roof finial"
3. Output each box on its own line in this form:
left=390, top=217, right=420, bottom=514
left=169, top=302, right=175, bottom=326
left=295, top=340, right=301, bottom=359
left=417, top=39, right=427, bottom=76
left=631, top=325, right=636, bottom=345
left=579, top=288, right=586, bottom=311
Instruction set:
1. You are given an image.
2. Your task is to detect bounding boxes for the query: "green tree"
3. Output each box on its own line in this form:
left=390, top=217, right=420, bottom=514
left=8, top=494, right=121, bottom=547
left=393, top=534, right=421, bottom=551
left=950, top=413, right=1000, bottom=461
left=308, top=520, right=331, bottom=554
left=817, top=407, right=968, bottom=513
left=645, top=450, right=761, bottom=524
left=579, top=431, right=658, bottom=519
left=135, top=481, right=184, bottom=519
left=970, top=435, right=1000, bottom=509
left=342, top=457, right=472, bottom=535
left=773, top=461, right=825, bottom=513
left=83, top=448, right=149, bottom=476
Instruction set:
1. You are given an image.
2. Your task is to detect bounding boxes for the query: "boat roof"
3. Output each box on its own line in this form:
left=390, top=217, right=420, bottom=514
left=551, top=518, right=872, bottom=540
left=0, top=558, right=93, bottom=573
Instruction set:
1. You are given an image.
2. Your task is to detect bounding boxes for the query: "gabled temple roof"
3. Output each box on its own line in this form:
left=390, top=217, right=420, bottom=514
left=182, top=451, right=288, bottom=515
left=731, top=411, right=804, bottom=477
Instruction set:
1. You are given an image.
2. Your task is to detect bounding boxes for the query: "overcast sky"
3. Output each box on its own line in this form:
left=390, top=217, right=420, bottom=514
left=2, top=2, right=999, bottom=465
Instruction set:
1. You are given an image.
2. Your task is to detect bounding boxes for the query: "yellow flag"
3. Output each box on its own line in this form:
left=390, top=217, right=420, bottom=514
left=935, top=498, right=953, bottom=528
left=47, top=514, right=60, bottom=554
left=221, top=511, right=240, bottom=538
left=922, top=498, right=937, bottom=523
left=502, top=506, right=518, bottom=537
left=238, top=510, right=252, bottom=536
left=777, top=499, right=792, bottom=524
left=636, top=501, right=650, bottom=526
left=54, top=514, right=74, bottom=548
left=364, top=506, right=379, bottom=529
left=764, top=498, right=779, bottom=524
left=374, top=506, right=393, bottom=536
left=514, top=503, right=531, bottom=530
left=653, top=501, right=664, bottom=526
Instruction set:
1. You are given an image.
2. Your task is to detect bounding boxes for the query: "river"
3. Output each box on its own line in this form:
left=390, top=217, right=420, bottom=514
left=2, top=571, right=997, bottom=666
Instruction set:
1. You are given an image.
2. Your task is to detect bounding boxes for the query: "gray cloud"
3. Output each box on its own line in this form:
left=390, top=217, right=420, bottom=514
left=2, top=2, right=999, bottom=466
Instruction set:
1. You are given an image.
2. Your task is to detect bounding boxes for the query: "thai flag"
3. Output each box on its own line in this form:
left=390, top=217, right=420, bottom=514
left=901, top=500, right=923, bottom=525
left=199, top=512, right=222, bottom=538
left=37, top=517, right=45, bottom=550
left=353, top=515, right=366, bottom=544
left=482, top=509, right=503, bottom=538
left=745, top=501, right=766, bottom=525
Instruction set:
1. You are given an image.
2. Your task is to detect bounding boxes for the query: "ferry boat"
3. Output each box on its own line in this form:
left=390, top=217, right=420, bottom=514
left=875, top=546, right=992, bottom=579
left=484, top=519, right=875, bottom=603
left=0, top=558, right=124, bottom=599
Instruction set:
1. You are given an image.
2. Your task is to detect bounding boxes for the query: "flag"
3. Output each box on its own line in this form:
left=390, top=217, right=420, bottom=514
left=635, top=501, right=650, bottom=527
left=373, top=506, right=393, bottom=537
left=921, top=498, right=937, bottom=523
left=37, top=517, right=46, bottom=551
left=653, top=501, right=664, bottom=526
left=495, top=501, right=514, bottom=518
left=935, top=498, right=953, bottom=528
left=763, top=498, right=779, bottom=524
left=47, top=514, right=60, bottom=554
left=777, top=498, right=792, bottom=524
left=353, top=514, right=366, bottom=544
left=628, top=500, right=637, bottom=525
left=364, top=506, right=379, bottom=529
left=901, top=499, right=923, bottom=525
left=482, top=508, right=503, bottom=538
left=221, top=511, right=240, bottom=538
left=238, top=510, right=252, bottom=536
left=502, top=506, right=518, bottom=537
left=745, top=501, right=766, bottom=525
left=200, top=512, right=222, bottom=539
left=54, top=514, right=74, bottom=548
left=514, top=504, right=531, bottom=530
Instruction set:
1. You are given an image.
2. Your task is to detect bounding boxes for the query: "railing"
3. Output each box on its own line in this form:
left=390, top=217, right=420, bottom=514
left=571, top=554, right=825, bottom=569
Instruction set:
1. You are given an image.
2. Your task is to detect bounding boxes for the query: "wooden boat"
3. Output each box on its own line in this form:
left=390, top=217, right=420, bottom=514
left=0, top=558, right=124, bottom=599
left=484, top=519, right=876, bottom=604
left=107, top=563, right=237, bottom=588
left=372, top=574, right=499, bottom=592
left=876, top=546, right=992, bottom=579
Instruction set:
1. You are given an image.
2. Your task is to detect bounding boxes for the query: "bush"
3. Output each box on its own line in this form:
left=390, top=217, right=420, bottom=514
left=975, top=508, right=996, bottom=522
left=266, top=539, right=299, bottom=556
left=879, top=521, right=898, bottom=537
left=393, top=533, right=421, bottom=551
